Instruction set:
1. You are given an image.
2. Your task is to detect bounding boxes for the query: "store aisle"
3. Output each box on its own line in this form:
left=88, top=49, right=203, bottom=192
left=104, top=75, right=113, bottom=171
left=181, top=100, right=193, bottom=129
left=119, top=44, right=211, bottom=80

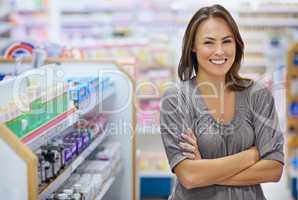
left=262, top=172, right=292, bottom=200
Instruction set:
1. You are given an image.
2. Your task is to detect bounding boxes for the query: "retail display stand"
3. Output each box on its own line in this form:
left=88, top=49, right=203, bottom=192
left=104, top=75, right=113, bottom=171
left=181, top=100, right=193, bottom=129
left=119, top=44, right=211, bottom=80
left=286, top=43, right=298, bottom=199
left=287, top=42, right=298, bottom=153
left=287, top=43, right=298, bottom=137
left=0, top=59, right=136, bottom=200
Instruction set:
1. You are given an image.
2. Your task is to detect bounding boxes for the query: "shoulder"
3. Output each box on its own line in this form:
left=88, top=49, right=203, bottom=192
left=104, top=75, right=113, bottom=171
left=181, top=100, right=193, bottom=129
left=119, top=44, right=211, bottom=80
left=248, top=81, right=273, bottom=100
left=161, top=79, right=194, bottom=109
left=241, top=81, right=274, bottom=109
left=162, top=79, right=194, bottom=99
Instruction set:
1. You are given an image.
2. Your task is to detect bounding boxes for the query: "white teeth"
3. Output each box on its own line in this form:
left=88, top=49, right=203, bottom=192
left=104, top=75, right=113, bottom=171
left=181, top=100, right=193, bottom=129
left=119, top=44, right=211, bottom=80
left=210, top=59, right=226, bottom=65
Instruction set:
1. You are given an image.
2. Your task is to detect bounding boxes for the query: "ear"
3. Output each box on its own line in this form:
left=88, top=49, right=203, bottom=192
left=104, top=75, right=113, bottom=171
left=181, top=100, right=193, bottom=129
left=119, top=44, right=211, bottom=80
left=192, top=46, right=196, bottom=53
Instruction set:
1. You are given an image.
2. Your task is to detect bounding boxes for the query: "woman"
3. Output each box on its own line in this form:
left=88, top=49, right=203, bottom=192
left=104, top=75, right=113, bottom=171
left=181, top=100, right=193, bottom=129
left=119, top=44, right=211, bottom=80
left=160, top=4, right=284, bottom=200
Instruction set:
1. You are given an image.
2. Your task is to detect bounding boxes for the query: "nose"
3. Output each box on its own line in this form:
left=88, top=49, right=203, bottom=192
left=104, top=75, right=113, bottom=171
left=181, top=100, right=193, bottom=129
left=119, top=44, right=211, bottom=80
left=214, top=44, right=224, bottom=56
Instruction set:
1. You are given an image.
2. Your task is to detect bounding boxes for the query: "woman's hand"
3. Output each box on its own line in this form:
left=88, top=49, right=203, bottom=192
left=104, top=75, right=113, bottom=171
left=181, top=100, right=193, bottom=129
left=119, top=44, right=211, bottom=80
left=179, top=128, right=202, bottom=160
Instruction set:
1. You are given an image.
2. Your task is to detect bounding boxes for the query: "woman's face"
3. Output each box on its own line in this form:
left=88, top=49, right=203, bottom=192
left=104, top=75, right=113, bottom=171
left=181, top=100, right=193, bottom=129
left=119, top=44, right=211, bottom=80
left=192, top=17, right=236, bottom=79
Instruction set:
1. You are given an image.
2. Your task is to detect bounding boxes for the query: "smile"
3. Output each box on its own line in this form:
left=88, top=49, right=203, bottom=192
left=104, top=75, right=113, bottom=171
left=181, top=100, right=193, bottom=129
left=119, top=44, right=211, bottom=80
left=209, top=59, right=227, bottom=65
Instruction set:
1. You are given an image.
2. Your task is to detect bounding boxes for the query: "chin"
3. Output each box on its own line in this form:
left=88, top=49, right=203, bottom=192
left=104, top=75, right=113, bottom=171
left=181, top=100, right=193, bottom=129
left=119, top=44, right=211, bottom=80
left=207, top=66, right=230, bottom=77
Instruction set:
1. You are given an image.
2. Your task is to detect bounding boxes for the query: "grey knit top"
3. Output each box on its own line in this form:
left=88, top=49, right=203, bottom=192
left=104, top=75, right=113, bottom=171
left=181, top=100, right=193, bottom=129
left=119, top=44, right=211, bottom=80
left=160, top=77, right=284, bottom=200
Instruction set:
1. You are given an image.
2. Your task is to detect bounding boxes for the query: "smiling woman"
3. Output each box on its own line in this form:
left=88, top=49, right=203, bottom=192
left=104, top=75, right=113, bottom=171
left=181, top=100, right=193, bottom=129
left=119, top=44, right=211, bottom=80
left=160, top=4, right=284, bottom=200
left=178, top=4, right=251, bottom=91
left=193, top=17, right=236, bottom=79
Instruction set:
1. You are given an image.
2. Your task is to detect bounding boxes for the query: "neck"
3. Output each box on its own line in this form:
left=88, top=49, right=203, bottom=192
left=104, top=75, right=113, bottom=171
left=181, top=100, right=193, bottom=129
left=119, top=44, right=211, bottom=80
left=196, top=71, right=227, bottom=96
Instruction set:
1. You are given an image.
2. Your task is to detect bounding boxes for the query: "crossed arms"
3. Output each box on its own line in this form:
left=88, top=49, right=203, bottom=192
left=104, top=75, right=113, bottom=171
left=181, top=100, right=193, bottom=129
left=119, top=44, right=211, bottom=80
left=174, top=150, right=283, bottom=189
left=174, top=130, right=283, bottom=189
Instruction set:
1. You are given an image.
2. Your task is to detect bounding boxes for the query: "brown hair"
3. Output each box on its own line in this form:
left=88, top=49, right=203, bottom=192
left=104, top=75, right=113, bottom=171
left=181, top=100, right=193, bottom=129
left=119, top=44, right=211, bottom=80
left=178, top=4, right=252, bottom=91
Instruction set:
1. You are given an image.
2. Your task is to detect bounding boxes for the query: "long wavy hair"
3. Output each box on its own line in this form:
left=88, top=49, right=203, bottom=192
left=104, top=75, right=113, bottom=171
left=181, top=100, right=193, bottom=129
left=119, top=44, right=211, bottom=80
left=178, top=4, right=252, bottom=91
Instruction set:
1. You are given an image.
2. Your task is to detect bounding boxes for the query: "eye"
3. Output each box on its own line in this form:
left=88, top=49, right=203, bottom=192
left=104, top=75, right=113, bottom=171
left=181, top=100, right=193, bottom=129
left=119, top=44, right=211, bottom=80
left=204, top=41, right=213, bottom=45
left=223, top=40, right=232, bottom=44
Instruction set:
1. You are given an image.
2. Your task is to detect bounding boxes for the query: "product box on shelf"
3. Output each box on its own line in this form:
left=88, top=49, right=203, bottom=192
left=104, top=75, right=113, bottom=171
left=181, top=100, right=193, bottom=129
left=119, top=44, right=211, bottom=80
left=46, top=141, right=122, bottom=200
left=3, top=83, right=70, bottom=138
left=68, top=80, right=89, bottom=106
left=138, top=151, right=173, bottom=198
left=49, top=173, right=103, bottom=200
left=35, top=112, right=110, bottom=192
left=67, top=75, right=114, bottom=110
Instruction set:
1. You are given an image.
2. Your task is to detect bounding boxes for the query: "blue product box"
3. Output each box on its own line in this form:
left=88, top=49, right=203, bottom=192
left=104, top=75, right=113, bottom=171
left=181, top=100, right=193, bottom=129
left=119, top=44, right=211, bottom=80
left=90, top=77, right=99, bottom=92
left=80, top=77, right=99, bottom=93
left=140, top=176, right=173, bottom=198
left=294, top=53, right=298, bottom=66
left=68, top=81, right=89, bottom=104
left=291, top=158, right=298, bottom=199
left=292, top=177, right=297, bottom=199
left=290, top=102, right=298, bottom=117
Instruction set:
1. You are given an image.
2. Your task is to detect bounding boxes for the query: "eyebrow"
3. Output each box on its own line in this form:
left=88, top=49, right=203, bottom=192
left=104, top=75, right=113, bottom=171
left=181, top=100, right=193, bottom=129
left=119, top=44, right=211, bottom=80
left=204, top=35, right=233, bottom=40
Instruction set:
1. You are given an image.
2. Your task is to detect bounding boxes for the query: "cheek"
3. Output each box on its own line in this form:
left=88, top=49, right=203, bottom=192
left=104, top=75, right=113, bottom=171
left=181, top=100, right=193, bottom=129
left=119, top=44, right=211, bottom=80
left=196, top=47, right=214, bottom=59
left=224, top=45, right=236, bottom=57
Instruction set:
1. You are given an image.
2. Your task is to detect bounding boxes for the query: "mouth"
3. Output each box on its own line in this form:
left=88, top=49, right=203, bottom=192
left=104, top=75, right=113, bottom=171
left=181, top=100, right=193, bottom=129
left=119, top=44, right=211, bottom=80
left=209, top=58, right=228, bottom=65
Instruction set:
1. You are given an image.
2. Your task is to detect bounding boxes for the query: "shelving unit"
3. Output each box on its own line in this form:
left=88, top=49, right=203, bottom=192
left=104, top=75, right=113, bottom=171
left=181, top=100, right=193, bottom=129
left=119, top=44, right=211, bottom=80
left=286, top=43, right=298, bottom=198
left=0, top=59, right=136, bottom=200
left=94, top=162, right=123, bottom=200
left=24, top=107, right=78, bottom=151
left=0, top=6, right=10, bottom=19
left=0, top=23, right=12, bottom=35
left=39, top=129, right=109, bottom=200
left=233, top=3, right=298, bottom=77
left=5, top=0, right=51, bottom=42
left=78, top=86, right=115, bottom=116
left=94, top=177, right=116, bottom=200
left=0, top=2, right=12, bottom=49
left=237, top=5, right=298, bottom=14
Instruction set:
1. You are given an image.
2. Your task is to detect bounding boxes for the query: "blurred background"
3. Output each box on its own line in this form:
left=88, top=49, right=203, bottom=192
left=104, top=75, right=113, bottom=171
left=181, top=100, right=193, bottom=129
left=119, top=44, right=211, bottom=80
left=1, top=0, right=298, bottom=199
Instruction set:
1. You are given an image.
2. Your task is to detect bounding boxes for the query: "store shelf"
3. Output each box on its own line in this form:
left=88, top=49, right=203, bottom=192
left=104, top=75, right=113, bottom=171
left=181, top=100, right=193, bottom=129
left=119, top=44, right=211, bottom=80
left=0, top=23, right=12, bottom=35
left=239, top=18, right=298, bottom=27
left=241, top=32, right=267, bottom=41
left=22, top=107, right=78, bottom=151
left=95, top=177, right=116, bottom=200
left=39, top=129, right=109, bottom=200
left=94, top=163, right=123, bottom=200
left=0, top=60, right=134, bottom=200
left=0, top=7, right=10, bottom=19
left=0, top=37, right=13, bottom=47
left=18, top=22, right=47, bottom=28
left=242, top=58, right=268, bottom=68
left=78, top=86, right=115, bottom=115
left=237, top=6, right=298, bottom=14
left=13, top=8, right=47, bottom=13
left=245, top=45, right=266, bottom=54
left=61, top=7, right=133, bottom=14
left=76, top=38, right=148, bottom=48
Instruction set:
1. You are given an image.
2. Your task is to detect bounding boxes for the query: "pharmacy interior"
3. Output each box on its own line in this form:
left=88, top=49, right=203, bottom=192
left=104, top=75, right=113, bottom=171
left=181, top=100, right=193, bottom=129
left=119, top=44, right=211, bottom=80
left=0, top=0, right=298, bottom=200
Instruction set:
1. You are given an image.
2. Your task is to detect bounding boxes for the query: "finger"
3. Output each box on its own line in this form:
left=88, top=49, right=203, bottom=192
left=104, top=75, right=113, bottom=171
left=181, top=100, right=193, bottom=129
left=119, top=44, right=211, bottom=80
left=186, top=128, right=197, bottom=140
left=182, top=152, right=195, bottom=159
left=179, top=142, right=195, bottom=152
left=181, top=133, right=196, bottom=146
